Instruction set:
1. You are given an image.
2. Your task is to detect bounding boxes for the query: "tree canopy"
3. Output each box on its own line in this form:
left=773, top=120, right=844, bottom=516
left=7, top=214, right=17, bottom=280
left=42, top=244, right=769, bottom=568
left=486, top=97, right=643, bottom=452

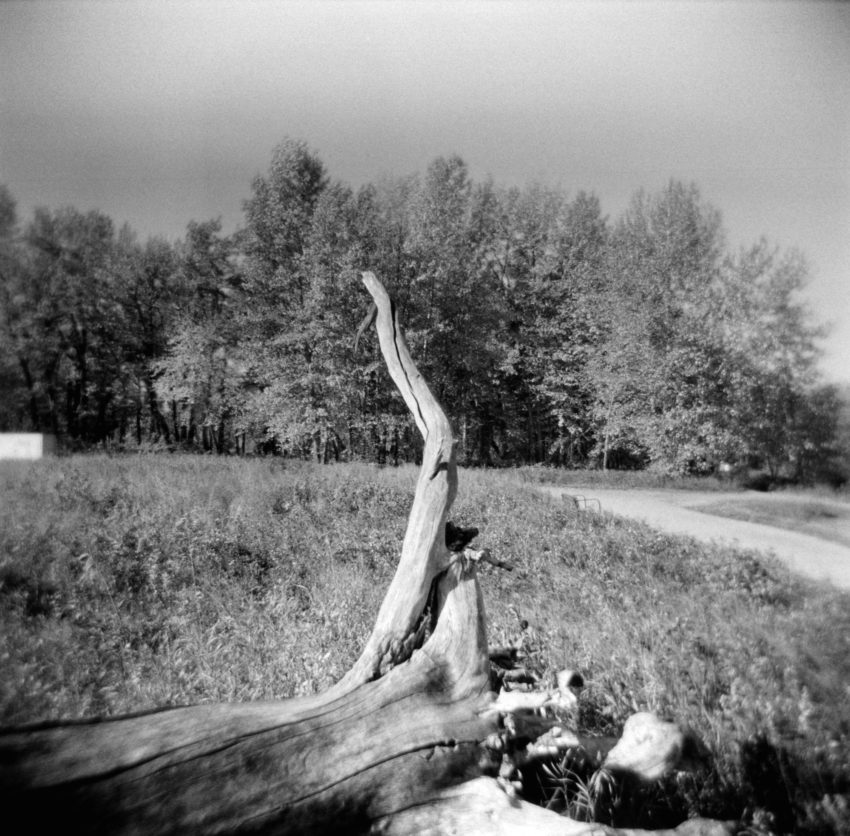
left=0, top=139, right=843, bottom=482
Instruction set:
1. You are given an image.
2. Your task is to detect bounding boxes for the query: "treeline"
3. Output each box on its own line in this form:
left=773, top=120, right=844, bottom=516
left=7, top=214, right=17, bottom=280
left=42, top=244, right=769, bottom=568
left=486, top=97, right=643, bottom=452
left=0, top=139, right=845, bottom=479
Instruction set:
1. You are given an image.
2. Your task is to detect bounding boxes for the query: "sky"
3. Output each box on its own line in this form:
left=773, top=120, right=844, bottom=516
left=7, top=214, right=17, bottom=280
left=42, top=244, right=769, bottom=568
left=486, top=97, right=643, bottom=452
left=1, top=0, right=848, bottom=381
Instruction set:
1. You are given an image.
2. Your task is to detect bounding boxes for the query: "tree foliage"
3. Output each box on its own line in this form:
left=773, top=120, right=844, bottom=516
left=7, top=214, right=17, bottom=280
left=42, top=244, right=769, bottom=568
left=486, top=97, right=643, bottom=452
left=0, top=141, right=842, bottom=482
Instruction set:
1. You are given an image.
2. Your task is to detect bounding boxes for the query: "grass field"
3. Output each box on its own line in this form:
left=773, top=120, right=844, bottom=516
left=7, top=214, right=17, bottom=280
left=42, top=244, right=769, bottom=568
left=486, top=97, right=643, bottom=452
left=515, top=464, right=740, bottom=492
left=693, top=495, right=850, bottom=551
left=1, top=456, right=849, bottom=833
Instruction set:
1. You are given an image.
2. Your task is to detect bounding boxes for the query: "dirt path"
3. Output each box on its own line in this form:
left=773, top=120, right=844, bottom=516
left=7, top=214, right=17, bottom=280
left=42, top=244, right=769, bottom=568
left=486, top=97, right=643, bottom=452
left=539, top=486, right=850, bottom=590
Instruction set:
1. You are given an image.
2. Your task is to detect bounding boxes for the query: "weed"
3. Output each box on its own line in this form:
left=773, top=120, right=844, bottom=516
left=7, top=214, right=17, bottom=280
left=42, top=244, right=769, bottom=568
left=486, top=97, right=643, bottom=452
left=1, top=456, right=848, bottom=832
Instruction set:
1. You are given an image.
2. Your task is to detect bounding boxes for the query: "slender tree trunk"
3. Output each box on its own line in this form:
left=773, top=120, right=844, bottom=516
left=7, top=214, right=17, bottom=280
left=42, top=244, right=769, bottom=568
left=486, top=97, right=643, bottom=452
left=602, top=398, right=613, bottom=471
left=216, top=417, right=226, bottom=454
left=136, top=393, right=142, bottom=446
left=44, top=357, right=61, bottom=437
left=65, top=379, right=78, bottom=438
left=17, top=358, right=41, bottom=430
left=462, top=412, right=468, bottom=464
left=145, top=373, right=171, bottom=444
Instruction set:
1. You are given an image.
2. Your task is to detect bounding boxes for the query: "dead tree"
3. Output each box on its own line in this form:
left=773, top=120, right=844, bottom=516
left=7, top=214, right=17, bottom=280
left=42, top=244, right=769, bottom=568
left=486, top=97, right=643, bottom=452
left=0, top=273, right=731, bottom=835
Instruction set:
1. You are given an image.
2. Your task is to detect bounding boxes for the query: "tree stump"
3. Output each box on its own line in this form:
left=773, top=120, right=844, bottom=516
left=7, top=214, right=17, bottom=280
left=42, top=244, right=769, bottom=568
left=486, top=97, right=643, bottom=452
left=0, top=272, right=732, bottom=835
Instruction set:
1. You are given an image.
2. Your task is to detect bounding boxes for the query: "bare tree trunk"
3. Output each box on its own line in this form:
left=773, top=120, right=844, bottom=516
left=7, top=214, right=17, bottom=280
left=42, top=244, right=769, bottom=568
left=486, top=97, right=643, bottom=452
left=602, top=398, right=613, bottom=471
left=0, top=273, right=731, bottom=836
left=18, top=357, right=40, bottom=430
left=145, top=372, right=172, bottom=444
left=136, top=385, right=143, bottom=446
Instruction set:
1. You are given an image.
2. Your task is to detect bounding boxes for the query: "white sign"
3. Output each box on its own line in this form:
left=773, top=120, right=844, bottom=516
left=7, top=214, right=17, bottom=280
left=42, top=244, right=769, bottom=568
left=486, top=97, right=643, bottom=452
left=0, top=434, right=57, bottom=460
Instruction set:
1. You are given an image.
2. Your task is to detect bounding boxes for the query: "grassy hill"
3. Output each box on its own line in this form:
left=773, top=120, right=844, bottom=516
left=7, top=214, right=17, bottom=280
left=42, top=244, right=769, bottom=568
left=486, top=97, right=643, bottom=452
left=1, top=456, right=848, bottom=833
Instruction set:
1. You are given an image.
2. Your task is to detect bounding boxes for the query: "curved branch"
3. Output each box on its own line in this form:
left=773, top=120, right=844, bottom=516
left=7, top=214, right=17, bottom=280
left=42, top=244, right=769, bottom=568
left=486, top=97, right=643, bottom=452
left=335, top=272, right=461, bottom=690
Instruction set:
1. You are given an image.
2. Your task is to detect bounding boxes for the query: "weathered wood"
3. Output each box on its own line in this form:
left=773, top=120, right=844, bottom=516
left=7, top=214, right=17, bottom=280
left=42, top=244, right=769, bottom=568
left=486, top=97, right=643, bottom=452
left=335, top=272, right=460, bottom=691
left=0, top=271, right=732, bottom=834
left=374, top=777, right=734, bottom=836
left=1, top=561, right=496, bottom=834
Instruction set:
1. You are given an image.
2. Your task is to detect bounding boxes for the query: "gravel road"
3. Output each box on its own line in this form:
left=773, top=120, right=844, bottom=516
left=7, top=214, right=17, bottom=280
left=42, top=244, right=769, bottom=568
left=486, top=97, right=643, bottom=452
left=539, top=486, right=850, bottom=590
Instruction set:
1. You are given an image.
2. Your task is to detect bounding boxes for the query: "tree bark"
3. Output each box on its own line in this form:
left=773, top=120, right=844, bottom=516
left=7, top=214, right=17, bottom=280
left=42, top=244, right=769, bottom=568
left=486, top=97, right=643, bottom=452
left=18, top=356, right=41, bottom=430
left=0, top=272, right=732, bottom=835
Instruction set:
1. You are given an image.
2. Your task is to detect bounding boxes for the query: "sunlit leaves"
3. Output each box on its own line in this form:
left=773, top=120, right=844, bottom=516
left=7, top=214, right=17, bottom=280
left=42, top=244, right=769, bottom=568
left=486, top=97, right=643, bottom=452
left=0, top=159, right=840, bottom=477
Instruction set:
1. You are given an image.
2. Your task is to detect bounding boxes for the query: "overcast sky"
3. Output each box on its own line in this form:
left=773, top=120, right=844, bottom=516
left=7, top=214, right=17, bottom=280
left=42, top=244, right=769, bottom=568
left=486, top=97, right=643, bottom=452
left=1, top=0, right=848, bottom=381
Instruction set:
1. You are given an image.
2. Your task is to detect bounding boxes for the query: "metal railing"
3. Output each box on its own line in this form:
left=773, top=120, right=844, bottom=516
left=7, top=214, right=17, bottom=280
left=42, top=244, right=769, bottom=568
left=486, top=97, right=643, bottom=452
left=563, top=493, right=601, bottom=512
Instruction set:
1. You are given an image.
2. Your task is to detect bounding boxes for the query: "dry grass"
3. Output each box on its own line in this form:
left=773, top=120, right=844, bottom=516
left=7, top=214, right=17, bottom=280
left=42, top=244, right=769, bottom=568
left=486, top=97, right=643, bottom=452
left=1, top=456, right=848, bottom=833
left=515, top=464, right=737, bottom=492
left=692, top=495, right=850, bottom=550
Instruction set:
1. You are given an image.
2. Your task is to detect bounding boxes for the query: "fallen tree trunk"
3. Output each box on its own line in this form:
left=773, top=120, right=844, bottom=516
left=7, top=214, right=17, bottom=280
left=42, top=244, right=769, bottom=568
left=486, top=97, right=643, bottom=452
left=0, top=273, right=732, bottom=835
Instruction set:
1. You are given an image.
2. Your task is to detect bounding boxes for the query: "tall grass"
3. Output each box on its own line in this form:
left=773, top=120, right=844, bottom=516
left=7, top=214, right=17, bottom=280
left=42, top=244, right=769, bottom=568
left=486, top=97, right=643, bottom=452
left=1, top=456, right=848, bottom=833
left=694, top=495, right=850, bottom=549
left=514, top=464, right=737, bottom=492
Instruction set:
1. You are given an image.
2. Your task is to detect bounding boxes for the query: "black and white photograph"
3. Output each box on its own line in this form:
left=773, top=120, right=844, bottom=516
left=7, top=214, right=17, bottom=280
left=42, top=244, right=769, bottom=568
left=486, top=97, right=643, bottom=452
left=1, top=2, right=848, bottom=833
